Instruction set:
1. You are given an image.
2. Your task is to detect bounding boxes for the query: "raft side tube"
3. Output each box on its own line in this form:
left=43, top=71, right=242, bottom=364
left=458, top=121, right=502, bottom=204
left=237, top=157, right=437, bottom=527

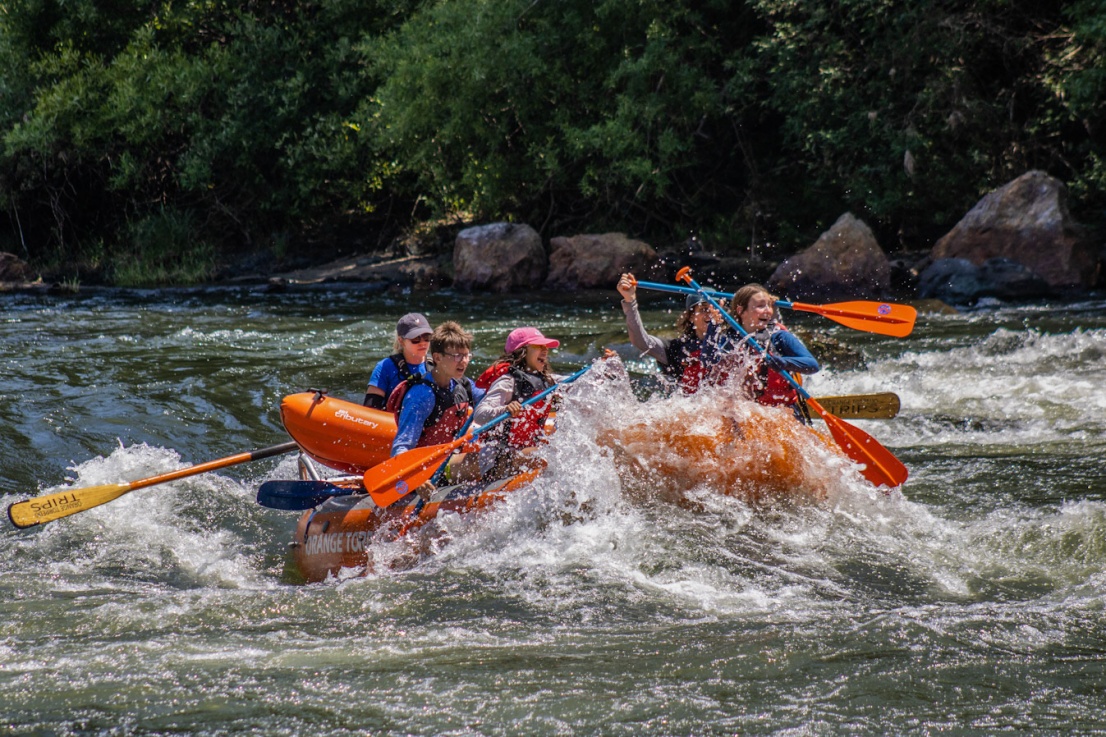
left=280, top=392, right=397, bottom=474
left=289, top=468, right=543, bottom=583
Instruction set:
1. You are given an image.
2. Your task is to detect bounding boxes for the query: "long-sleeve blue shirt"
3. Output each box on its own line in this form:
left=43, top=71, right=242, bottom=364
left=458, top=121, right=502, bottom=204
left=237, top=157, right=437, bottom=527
left=391, top=379, right=486, bottom=456
left=702, top=323, right=819, bottom=374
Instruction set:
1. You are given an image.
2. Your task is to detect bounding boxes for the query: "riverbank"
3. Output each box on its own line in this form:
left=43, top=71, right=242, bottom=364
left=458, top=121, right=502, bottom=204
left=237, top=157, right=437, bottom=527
left=6, top=172, right=1100, bottom=306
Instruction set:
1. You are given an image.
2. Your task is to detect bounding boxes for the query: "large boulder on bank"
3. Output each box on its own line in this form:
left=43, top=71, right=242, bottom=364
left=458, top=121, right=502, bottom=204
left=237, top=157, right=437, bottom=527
left=930, top=170, right=1097, bottom=288
left=0, top=252, right=31, bottom=282
left=545, top=233, right=658, bottom=289
left=767, top=213, right=890, bottom=300
left=453, top=223, right=547, bottom=292
left=916, top=258, right=984, bottom=304
left=917, top=257, right=1052, bottom=304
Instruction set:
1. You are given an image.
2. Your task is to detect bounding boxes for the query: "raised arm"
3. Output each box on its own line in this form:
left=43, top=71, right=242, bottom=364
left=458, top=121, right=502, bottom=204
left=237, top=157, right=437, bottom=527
left=618, top=273, right=670, bottom=364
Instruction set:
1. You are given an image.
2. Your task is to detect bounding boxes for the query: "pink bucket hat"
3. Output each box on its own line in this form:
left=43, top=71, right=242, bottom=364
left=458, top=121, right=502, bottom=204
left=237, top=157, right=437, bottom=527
left=505, top=327, right=560, bottom=353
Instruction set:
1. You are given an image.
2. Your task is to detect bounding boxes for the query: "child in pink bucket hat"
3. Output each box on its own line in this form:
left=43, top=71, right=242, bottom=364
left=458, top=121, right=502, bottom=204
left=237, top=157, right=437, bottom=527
left=473, top=327, right=563, bottom=481
left=503, top=326, right=560, bottom=353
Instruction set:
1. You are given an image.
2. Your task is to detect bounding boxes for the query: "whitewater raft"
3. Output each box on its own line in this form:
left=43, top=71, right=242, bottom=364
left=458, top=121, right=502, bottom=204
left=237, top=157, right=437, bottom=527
left=275, top=387, right=848, bottom=581
left=277, top=391, right=541, bottom=582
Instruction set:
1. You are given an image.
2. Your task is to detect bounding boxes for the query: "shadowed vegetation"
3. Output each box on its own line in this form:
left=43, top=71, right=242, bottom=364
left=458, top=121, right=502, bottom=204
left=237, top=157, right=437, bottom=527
left=0, top=0, right=1102, bottom=284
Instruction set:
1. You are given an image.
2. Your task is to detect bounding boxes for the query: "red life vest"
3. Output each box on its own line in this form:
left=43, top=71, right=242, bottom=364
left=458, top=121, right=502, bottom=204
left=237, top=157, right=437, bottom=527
left=475, top=361, right=511, bottom=390
left=663, top=334, right=707, bottom=394
left=386, top=375, right=474, bottom=448
left=506, top=368, right=554, bottom=448
left=743, top=326, right=800, bottom=407
left=477, top=362, right=554, bottom=450
left=756, top=364, right=800, bottom=407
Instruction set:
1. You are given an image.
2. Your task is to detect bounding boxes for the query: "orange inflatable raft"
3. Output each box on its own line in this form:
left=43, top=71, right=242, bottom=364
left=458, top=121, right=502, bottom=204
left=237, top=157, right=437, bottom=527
left=280, top=391, right=396, bottom=474
left=277, top=391, right=542, bottom=582
left=276, top=389, right=840, bottom=582
left=287, top=470, right=541, bottom=583
left=596, top=399, right=845, bottom=505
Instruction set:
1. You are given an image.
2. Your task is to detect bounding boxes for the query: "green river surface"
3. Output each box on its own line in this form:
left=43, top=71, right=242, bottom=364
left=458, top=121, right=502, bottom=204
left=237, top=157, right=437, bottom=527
left=2, top=285, right=1105, bottom=735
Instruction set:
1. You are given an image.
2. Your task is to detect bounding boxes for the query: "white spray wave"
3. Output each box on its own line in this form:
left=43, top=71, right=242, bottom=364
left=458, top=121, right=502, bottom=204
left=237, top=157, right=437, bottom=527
left=3, top=443, right=277, bottom=591
left=816, top=327, right=1106, bottom=448
left=342, top=357, right=1106, bottom=629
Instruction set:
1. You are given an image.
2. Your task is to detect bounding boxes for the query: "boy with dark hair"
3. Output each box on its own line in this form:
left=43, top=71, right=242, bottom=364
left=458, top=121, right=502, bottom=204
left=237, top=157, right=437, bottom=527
left=388, top=321, right=486, bottom=495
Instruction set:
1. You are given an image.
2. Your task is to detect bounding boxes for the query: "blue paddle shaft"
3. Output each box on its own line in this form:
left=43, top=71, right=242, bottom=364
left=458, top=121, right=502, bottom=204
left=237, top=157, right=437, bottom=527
left=631, top=279, right=797, bottom=311
left=469, top=364, right=592, bottom=440
left=680, top=274, right=813, bottom=401
left=632, top=280, right=731, bottom=301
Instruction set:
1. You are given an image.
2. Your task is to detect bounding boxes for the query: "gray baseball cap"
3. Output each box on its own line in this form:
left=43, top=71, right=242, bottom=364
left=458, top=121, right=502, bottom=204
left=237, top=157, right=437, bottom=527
left=684, top=293, right=709, bottom=310
left=396, top=312, right=432, bottom=339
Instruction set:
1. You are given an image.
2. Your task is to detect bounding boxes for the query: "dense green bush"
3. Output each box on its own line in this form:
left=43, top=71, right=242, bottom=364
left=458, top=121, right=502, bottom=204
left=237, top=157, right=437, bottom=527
left=1055, top=0, right=1106, bottom=218
left=0, top=0, right=407, bottom=280
left=0, top=0, right=1102, bottom=284
left=748, top=0, right=1106, bottom=244
left=364, top=0, right=760, bottom=241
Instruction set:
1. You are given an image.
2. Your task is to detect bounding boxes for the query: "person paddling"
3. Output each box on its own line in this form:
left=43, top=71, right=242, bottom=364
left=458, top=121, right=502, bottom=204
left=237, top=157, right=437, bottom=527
left=617, top=272, right=720, bottom=394
left=709, top=284, right=820, bottom=421
left=472, top=327, right=562, bottom=481
left=363, top=313, right=433, bottom=409
left=388, top=321, right=486, bottom=496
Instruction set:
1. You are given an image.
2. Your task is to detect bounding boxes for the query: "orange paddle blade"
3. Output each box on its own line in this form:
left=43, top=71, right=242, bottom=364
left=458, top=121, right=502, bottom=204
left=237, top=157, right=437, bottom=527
left=788, top=300, right=917, bottom=338
left=807, top=399, right=908, bottom=488
left=363, top=437, right=466, bottom=507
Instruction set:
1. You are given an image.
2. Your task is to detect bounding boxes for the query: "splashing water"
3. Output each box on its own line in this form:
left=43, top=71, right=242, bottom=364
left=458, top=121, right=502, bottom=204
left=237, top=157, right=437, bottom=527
left=2, top=289, right=1106, bottom=733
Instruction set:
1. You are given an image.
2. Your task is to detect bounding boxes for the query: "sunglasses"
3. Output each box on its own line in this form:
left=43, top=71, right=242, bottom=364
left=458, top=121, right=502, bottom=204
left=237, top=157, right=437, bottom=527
left=407, top=335, right=431, bottom=344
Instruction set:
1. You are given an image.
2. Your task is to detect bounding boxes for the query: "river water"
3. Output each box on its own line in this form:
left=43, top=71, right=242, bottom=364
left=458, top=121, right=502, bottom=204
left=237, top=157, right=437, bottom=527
left=2, top=286, right=1105, bottom=735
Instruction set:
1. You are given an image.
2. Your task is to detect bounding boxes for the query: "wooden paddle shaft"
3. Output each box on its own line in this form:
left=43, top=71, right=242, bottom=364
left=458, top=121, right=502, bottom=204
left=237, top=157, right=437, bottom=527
left=124, top=441, right=299, bottom=492
left=8, top=441, right=300, bottom=528
left=814, top=393, right=900, bottom=420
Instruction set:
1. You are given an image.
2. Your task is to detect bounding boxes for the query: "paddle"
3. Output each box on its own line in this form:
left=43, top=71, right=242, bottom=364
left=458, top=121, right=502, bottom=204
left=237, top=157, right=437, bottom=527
left=675, top=267, right=908, bottom=488
left=364, top=364, right=593, bottom=508
left=814, top=392, right=900, bottom=420
left=256, top=480, right=359, bottom=510
left=8, top=441, right=300, bottom=529
left=628, top=278, right=916, bottom=338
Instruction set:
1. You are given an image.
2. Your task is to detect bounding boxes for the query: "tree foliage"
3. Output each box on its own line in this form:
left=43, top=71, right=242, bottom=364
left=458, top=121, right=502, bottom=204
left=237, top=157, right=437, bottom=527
left=0, top=0, right=1101, bottom=283
left=748, top=0, right=1106, bottom=243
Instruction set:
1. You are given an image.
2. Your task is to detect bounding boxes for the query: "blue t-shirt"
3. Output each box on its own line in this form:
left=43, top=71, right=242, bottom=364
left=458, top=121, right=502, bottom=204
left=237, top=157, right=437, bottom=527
left=391, top=379, right=487, bottom=456
left=368, top=356, right=429, bottom=401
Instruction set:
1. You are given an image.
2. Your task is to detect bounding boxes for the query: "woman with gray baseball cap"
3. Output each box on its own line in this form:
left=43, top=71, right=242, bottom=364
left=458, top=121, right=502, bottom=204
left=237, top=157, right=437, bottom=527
left=363, top=313, right=434, bottom=409
left=617, top=273, right=721, bottom=395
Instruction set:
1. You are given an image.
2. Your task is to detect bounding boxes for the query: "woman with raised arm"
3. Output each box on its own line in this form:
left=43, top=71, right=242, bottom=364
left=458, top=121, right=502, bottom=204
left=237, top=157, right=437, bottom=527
left=617, top=272, right=719, bottom=394
left=710, top=284, right=820, bottom=421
